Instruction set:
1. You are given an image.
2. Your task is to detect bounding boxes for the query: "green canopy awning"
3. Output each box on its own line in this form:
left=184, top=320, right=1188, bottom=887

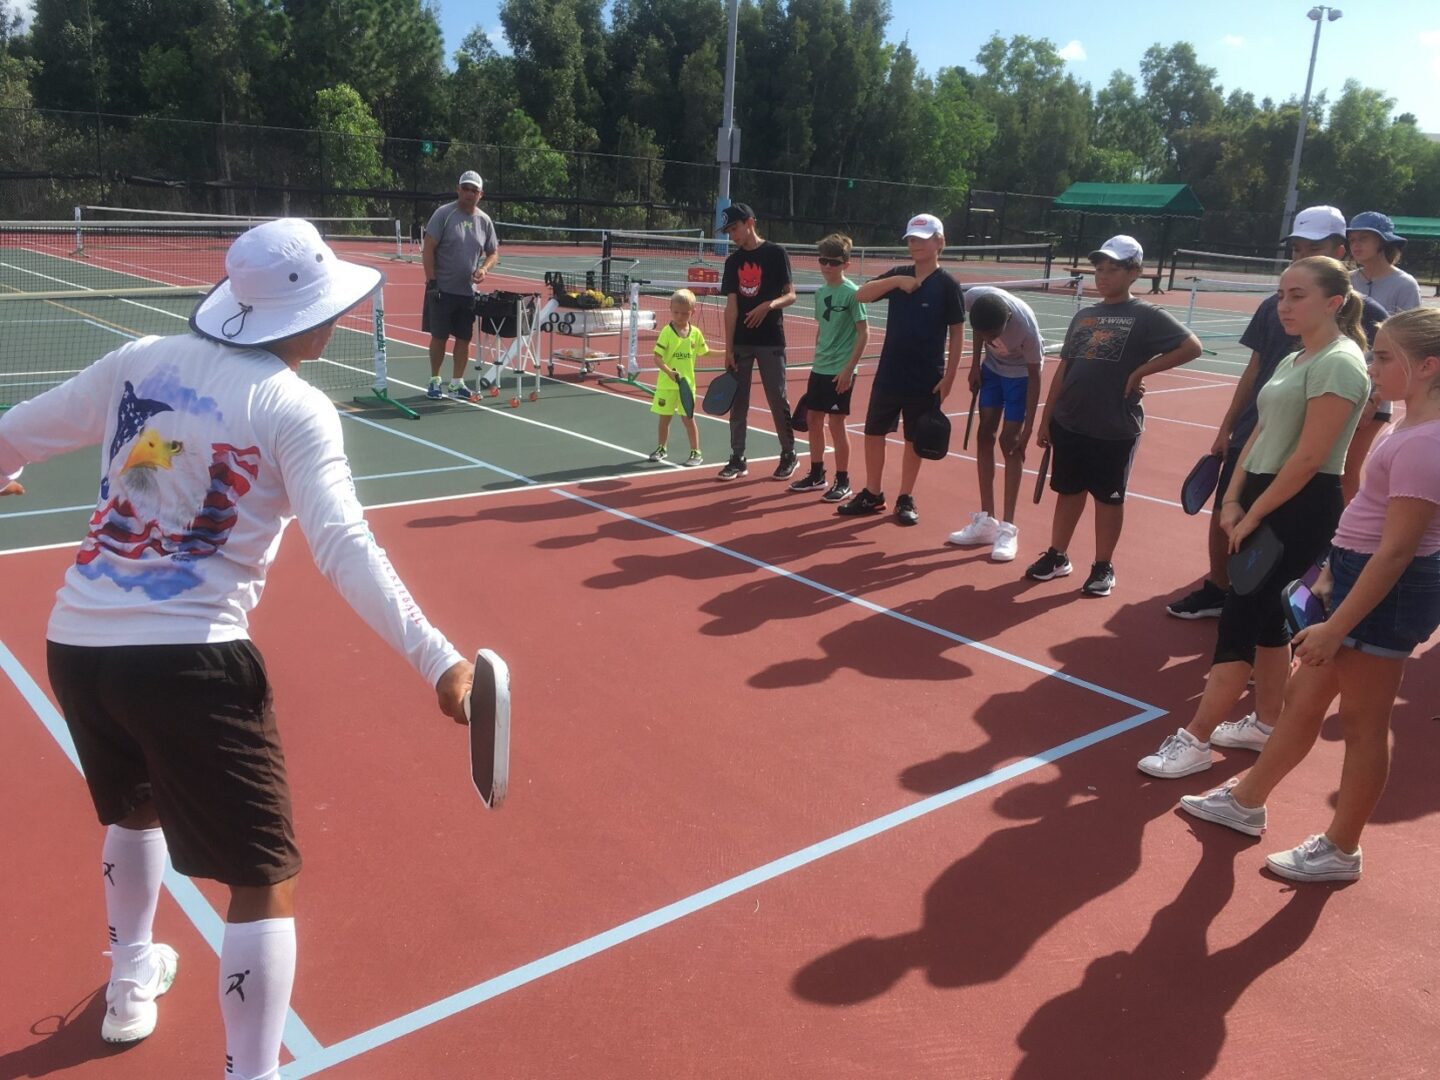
left=1052, top=183, right=1204, bottom=217
left=1391, top=216, right=1440, bottom=240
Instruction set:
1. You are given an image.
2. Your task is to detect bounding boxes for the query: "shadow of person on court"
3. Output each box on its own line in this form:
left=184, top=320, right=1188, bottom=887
left=1011, top=837, right=1338, bottom=1080
left=0, top=985, right=132, bottom=1077
left=791, top=759, right=1248, bottom=1007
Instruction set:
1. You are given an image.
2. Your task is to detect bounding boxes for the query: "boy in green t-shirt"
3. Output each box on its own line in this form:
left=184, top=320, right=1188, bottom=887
left=789, top=233, right=868, bottom=502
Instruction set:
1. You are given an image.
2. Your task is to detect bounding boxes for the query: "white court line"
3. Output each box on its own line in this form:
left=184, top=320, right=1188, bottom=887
left=1144, top=382, right=1231, bottom=395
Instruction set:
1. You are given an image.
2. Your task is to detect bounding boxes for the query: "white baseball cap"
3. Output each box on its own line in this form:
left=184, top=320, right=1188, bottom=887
left=458, top=170, right=484, bottom=190
left=903, top=213, right=945, bottom=240
left=1089, top=235, right=1144, bottom=266
left=1287, top=205, right=1347, bottom=241
left=190, top=219, right=382, bottom=347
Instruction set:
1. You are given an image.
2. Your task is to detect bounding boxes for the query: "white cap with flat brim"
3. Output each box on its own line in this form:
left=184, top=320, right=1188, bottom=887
left=190, top=219, right=382, bottom=347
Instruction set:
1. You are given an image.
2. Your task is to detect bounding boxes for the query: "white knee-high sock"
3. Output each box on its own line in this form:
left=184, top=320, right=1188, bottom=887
left=102, top=825, right=167, bottom=973
left=219, top=918, right=295, bottom=1080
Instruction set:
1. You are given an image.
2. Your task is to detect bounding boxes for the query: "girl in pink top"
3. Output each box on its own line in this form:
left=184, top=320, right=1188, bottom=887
left=1179, top=307, right=1440, bottom=882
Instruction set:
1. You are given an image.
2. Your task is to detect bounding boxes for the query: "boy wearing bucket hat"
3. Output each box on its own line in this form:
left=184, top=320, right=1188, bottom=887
left=0, top=219, right=474, bottom=1080
left=1347, top=211, right=1421, bottom=316
left=422, top=170, right=500, bottom=401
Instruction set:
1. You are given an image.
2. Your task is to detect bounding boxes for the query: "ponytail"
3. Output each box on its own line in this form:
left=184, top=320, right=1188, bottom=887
left=1337, top=292, right=1367, bottom=353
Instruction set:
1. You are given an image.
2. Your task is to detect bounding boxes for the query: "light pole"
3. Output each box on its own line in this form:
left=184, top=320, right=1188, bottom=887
left=1279, top=6, right=1342, bottom=246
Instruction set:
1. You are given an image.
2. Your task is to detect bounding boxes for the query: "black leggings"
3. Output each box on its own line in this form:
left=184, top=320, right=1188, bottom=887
left=1213, top=471, right=1343, bottom=666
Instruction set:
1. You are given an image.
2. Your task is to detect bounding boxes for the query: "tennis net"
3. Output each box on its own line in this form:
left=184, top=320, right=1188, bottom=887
left=0, top=285, right=400, bottom=413
left=1167, top=249, right=1286, bottom=291
left=2, top=219, right=402, bottom=295
left=1179, top=276, right=1274, bottom=340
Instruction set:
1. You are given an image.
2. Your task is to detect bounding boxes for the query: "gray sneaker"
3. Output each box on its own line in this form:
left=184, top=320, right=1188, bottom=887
left=1137, top=728, right=1213, bottom=778
left=1179, top=779, right=1267, bottom=836
left=1266, top=834, right=1362, bottom=883
left=1211, top=712, right=1271, bottom=751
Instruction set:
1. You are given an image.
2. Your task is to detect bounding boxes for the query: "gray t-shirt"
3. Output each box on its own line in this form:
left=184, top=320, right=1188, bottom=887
left=966, top=286, right=1044, bottom=377
left=1051, top=298, right=1191, bottom=440
left=1349, top=267, right=1421, bottom=314
left=425, top=202, right=499, bottom=295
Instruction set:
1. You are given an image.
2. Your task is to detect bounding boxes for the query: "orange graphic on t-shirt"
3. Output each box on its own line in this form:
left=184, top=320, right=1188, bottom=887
left=738, top=262, right=762, bottom=298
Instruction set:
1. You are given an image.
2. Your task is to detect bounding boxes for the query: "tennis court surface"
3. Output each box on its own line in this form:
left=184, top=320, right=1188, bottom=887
left=2, top=235, right=1438, bottom=1079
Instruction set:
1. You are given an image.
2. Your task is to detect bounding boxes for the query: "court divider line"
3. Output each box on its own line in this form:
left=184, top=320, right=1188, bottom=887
left=0, top=639, right=325, bottom=1062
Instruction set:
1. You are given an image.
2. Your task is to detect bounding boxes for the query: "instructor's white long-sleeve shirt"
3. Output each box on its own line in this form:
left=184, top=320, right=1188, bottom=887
left=0, top=334, right=463, bottom=686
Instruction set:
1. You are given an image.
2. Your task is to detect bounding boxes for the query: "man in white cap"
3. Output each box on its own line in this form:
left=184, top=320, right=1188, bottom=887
left=0, top=219, right=476, bottom=1080
left=422, top=170, right=500, bottom=400
left=838, top=212, right=966, bottom=526
left=1027, top=234, right=1201, bottom=596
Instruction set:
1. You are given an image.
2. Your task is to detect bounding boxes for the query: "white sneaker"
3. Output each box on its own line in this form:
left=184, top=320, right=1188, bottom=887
left=1211, top=712, right=1271, bottom=751
left=102, top=943, right=179, bottom=1044
left=990, top=521, right=1019, bottom=562
left=1137, top=728, right=1213, bottom=778
left=1179, top=778, right=1267, bottom=836
left=947, top=510, right=999, bottom=546
left=1266, top=834, right=1362, bottom=883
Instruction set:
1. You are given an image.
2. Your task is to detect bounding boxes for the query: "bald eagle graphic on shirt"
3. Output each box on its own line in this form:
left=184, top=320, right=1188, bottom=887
left=78, top=375, right=260, bottom=599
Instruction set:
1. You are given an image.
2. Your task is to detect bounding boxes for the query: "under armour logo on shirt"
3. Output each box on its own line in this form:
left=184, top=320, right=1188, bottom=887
left=225, top=969, right=250, bottom=1002
left=823, top=294, right=836, bottom=321
left=102, top=861, right=116, bottom=885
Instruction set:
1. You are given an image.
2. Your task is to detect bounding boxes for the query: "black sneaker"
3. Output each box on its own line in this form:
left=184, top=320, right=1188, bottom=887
left=1166, top=580, right=1225, bottom=619
left=836, top=489, right=886, bottom=516
left=717, top=456, right=748, bottom=481
left=789, top=466, right=827, bottom=493
left=822, top=475, right=852, bottom=503
left=1024, top=547, right=1073, bottom=581
left=1081, top=561, right=1116, bottom=596
left=772, top=452, right=799, bottom=480
left=895, top=493, right=919, bottom=526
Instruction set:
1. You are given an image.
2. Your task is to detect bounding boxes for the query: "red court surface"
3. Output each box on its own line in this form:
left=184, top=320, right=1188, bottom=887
left=4, top=426, right=1439, bottom=1077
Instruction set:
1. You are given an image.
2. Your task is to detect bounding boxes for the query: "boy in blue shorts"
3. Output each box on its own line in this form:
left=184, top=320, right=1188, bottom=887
left=948, top=287, right=1044, bottom=561
left=789, top=233, right=868, bottom=501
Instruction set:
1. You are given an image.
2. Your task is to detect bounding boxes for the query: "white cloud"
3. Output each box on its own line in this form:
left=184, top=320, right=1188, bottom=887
left=1058, top=40, right=1086, bottom=62
left=1223, top=35, right=1245, bottom=48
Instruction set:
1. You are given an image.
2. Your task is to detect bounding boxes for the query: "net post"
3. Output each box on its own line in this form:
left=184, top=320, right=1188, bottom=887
left=601, top=231, right=614, bottom=295
left=626, top=281, right=641, bottom=376
left=1043, top=242, right=1053, bottom=281
left=1186, top=279, right=1199, bottom=329
left=72, top=205, right=84, bottom=257
left=394, top=218, right=402, bottom=259
left=352, top=286, right=420, bottom=419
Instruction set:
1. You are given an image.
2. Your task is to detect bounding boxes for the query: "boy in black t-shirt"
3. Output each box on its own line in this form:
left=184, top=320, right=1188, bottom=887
left=1027, top=236, right=1201, bottom=596
left=717, top=203, right=798, bottom=481
left=837, top=213, right=966, bottom=526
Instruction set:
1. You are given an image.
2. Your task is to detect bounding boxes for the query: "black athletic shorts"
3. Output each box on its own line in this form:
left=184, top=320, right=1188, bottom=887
left=422, top=288, right=476, bottom=342
left=864, top=387, right=938, bottom=441
left=47, top=640, right=301, bottom=887
left=805, top=370, right=854, bottom=416
left=1048, top=420, right=1138, bottom=505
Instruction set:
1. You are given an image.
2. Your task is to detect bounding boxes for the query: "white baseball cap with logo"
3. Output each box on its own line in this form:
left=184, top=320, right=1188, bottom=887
left=903, top=213, right=945, bottom=240
left=190, top=219, right=382, bottom=347
left=1089, top=235, right=1144, bottom=266
left=1287, top=205, right=1347, bottom=242
left=458, top=170, right=484, bottom=190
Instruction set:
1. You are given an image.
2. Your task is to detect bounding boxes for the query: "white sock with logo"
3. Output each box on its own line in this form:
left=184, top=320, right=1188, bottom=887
left=102, top=825, right=167, bottom=976
left=219, top=918, right=295, bottom=1080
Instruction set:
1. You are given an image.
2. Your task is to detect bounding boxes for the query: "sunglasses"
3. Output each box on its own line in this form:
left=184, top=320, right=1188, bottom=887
left=817, top=257, right=847, bottom=267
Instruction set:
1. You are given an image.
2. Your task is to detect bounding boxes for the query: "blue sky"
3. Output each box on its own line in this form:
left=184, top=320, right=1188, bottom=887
left=438, top=0, right=1440, bottom=133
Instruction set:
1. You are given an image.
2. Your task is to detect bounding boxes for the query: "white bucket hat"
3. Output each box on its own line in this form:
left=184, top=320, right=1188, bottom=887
left=190, top=219, right=382, bottom=347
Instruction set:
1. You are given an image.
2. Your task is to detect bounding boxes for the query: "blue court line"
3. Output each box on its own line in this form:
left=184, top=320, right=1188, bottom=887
left=283, top=701, right=1164, bottom=1077
left=0, top=640, right=325, bottom=1061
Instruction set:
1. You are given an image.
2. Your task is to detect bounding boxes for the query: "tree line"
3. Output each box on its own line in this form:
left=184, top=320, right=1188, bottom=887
left=2, top=0, right=1436, bottom=247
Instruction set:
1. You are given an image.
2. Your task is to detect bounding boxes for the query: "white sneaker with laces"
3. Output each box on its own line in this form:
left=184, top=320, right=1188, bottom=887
left=1137, top=727, right=1213, bottom=778
left=102, top=943, right=179, bottom=1043
left=1266, top=834, right=1362, bottom=883
left=1179, top=778, right=1267, bottom=836
left=1211, top=712, right=1271, bottom=751
left=990, top=521, right=1019, bottom=562
left=948, top=510, right=999, bottom=546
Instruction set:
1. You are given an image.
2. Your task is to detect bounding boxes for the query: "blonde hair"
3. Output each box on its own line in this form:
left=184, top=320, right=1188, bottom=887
left=670, top=288, right=696, bottom=308
left=1380, top=307, right=1440, bottom=396
left=817, top=233, right=853, bottom=260
left=1290, top=256, right=1367, bottom=353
